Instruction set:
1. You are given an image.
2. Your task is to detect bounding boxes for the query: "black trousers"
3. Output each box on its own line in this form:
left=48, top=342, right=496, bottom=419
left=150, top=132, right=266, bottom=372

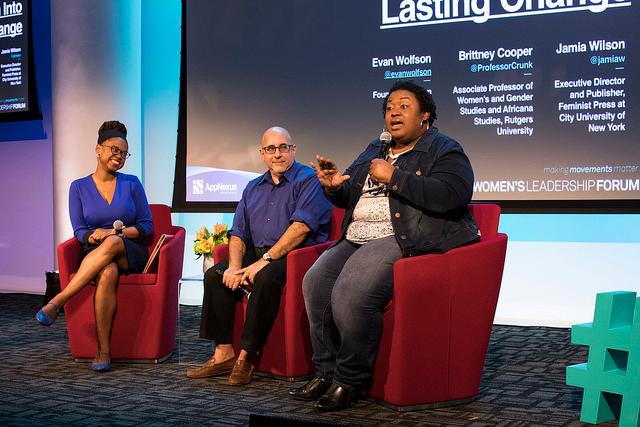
left=199, top=247, right=287, bottom=353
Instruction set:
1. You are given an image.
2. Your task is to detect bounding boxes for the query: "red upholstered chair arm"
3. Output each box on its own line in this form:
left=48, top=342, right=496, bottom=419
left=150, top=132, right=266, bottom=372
left=286, top=242, right=333, bottom=273
left=469, top=203, right=501, bottom=239
left=148, top=226, right=185, bottom=347
left=213, top=243, right=230, bottom=263
left=282, top=241, right=334, bottom=369
left=284, top=241, right=333, bottom=297
left=392, top=251, right=454, bottom=351
left=57, top=237, right=81, bottom=288
left=393, top=234, right=508, bottom=340
left=433, top=235, right=507, bottom=326
left=155, top=226, right=186, bottom=291
left=392, top=233, right=508, bottom=397
left=436, top=233, right=508, bottom=394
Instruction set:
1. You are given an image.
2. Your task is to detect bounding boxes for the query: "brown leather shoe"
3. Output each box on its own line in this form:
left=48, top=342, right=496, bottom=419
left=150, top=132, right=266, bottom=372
left=186, top=356, right=237, bottom=379
left=228, top=358, right=255, bottom=385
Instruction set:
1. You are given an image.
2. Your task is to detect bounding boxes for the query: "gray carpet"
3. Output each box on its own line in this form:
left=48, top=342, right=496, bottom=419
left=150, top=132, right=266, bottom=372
left=0, top=293, right=613, bottom=426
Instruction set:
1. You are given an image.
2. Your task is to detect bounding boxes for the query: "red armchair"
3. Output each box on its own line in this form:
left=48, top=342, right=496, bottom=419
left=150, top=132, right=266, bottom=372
left=57, top=204, right=186, bottom=362
left=214, top=208, right=345, bottom=379
left=368, top=203, right=508, bottom=409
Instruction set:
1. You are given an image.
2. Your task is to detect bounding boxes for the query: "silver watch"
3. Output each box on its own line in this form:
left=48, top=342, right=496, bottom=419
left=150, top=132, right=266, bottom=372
left=262, top=252, right=273, bottom=262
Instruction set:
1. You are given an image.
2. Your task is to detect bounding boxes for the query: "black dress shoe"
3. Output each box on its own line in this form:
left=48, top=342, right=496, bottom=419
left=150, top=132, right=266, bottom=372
left=314, top=384, right=360, bottom=412
left=288, top=376, right=332, bottom=401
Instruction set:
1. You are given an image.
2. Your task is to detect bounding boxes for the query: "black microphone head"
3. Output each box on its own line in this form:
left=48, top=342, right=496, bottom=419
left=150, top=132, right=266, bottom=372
left=379, top=130, right=392, bottom=143
left=378, top=130, right=392, bottom=159
left=113, top=220, right=124, bottom=230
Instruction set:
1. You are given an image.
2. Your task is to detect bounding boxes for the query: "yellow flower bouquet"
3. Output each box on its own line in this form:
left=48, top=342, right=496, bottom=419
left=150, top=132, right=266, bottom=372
left=193, top=223, right=229, bottom=259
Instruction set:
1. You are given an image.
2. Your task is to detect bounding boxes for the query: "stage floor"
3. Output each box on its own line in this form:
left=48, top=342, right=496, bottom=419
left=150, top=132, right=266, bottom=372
left=0, top=293, right=614, bottom=426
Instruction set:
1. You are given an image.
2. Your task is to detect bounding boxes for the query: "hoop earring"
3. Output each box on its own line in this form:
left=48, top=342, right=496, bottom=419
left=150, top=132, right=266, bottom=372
left=420, top=120, right=424, bottom=127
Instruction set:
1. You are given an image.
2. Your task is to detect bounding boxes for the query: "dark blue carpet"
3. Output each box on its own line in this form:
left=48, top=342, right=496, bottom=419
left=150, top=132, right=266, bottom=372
left=0, top=293, right=611, bottom=426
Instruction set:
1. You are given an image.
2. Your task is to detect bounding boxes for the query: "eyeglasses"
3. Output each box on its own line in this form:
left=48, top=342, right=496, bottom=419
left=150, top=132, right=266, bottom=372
left=261, top=144, right=294, bottom=154
left=101, top=144, right=131, bottom=159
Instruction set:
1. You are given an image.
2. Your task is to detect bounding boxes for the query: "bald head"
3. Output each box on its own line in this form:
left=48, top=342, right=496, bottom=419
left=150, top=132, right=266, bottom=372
left=261, top=126, right=292, bottom=145
left=260, top=126, right=296, bottom=182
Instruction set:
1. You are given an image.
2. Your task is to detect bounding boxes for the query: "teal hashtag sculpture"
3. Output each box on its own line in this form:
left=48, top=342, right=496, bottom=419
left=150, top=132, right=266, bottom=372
left=566, top=291, right=640, bottom=426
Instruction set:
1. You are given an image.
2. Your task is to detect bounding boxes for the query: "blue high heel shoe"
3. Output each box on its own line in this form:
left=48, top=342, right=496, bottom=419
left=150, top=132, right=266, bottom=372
left=35, top=302, right=60, bottom=326
left=91, top=353, right=111, bottom=372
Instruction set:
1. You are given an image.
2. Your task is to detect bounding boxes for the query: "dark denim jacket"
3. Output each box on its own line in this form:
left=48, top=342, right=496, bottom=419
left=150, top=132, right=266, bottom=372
left=327, top=127, right=479, bottom=257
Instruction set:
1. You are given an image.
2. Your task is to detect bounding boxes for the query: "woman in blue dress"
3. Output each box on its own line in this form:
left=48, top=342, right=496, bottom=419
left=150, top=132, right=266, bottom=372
left=36, top=120, right=153, bottom=372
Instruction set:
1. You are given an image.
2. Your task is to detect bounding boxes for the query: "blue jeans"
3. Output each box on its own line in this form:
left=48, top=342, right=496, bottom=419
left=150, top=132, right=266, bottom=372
left=302, top=236, right=403, bottom=390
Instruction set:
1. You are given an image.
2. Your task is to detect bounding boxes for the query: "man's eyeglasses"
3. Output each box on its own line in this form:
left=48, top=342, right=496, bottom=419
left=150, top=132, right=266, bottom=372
left=102, top=145, right=131, bottom=159
left=261, top=144, right=294, bottom=154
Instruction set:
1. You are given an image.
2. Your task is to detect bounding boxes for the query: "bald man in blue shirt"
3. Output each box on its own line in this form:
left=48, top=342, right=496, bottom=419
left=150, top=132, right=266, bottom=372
left=186, top=127, right=332, bottom=385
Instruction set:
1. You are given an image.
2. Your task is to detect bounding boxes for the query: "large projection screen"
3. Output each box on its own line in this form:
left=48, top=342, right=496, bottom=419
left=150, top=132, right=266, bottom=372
left=182, top=0, right=639, bottom=212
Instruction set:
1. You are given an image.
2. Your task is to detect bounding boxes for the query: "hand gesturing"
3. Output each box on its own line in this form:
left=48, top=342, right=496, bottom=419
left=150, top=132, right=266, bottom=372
left=310, top=155, right=350, bottom=192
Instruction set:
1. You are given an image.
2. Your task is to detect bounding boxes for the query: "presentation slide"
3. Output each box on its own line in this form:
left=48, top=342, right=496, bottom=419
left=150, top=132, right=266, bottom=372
left=0, top=0, right=29, bottom=115
left=185, top=0, right=639, bottom=205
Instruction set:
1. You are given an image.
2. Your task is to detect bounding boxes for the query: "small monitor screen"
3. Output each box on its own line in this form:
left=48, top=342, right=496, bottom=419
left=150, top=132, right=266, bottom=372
left=0, top=0, right=31, bottom=117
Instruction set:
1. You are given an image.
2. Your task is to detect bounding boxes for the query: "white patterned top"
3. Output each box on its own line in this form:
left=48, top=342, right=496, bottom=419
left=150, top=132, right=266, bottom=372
left=345, top=174, right=394, bottom=244
left=346, top=147, right=411, bottom=244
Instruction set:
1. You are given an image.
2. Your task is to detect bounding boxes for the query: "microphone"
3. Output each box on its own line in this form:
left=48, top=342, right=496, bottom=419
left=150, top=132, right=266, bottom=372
left=113, top=220, right=124, bottom=235
left=378, top=130, right=392, bottom=159
left=370, top=130, right=393, bottom=188
left=213, top=267, right=251, bottom=298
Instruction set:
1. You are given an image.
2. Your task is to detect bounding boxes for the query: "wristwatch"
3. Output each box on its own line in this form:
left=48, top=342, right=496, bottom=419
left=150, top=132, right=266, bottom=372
left=262, top=252, right=273, bottom=262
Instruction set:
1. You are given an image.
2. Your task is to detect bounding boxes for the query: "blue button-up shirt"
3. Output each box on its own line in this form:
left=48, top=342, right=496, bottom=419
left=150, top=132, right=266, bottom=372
left=230, top=161, right=332, bottom=248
